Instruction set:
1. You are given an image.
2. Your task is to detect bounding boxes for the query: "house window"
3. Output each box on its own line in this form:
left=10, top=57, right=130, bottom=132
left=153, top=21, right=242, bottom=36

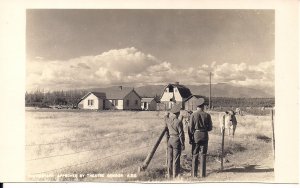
left=88, top=99, right=94, bottom=106
left=112, top=100, right=118, bottom=106
left=169, top=86, right=174, bottom=92
left=135, top=100, right=138, bottom=105
left=126, top=100, right=129, bottom=106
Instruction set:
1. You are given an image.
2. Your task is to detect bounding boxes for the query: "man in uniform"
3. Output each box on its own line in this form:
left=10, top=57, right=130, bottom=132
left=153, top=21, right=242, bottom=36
left=165, top=104, right=185, bottom=178
left=188, top=98, right=212, bottom=177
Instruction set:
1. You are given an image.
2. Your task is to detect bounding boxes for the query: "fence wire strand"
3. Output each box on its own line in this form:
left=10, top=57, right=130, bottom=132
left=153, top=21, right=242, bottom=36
left=27, top=129, right=162, bottom=161
left=30, top=144, right=153, bottom=175
left=26, top=127, right=163, bottom=147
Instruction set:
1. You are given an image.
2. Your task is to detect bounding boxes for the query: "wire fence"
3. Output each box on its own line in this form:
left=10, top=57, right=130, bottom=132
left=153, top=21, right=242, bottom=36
left=26, top=127, right=163, bottom=147
left=27, top=126, right=166, bottom=176
left=30, top=144, right=154, bottom=175
left=27, top=128, right=164, bottom=161
left=27, top=130, right=263, bottom=175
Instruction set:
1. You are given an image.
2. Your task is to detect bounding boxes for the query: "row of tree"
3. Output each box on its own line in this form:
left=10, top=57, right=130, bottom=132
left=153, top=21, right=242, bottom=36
left=210, top=97, right=275, bottom=108
left=25, top=89, right=88, bottom=107
left=25, top=89, right=275, bottom=108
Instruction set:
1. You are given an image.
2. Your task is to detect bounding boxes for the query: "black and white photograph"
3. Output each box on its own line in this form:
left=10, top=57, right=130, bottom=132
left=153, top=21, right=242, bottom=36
left=0, top=1, right=298, bottom=185
left=24, top=9, right=278, bottom=182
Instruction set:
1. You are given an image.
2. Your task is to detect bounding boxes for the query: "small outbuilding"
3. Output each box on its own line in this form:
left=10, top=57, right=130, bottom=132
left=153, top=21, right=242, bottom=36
left=141, top=97, right=157, bottom=111
left=184, top=95, right=207, bottom=111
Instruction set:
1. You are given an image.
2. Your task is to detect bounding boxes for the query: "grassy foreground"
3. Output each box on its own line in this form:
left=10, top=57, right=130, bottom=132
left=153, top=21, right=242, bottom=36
left=25, top=108, right=274, bottom=182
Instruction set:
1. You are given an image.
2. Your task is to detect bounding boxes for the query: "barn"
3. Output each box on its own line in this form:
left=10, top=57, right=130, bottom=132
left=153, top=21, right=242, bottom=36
left=141, top=97, right=157, bottom=111
left=77, top=92, right=106, bottom=110
left=104, top=87, right=141, bottom=110
left=159, top=82, right=192, bottom=110
left=184, top=95, right=208, bottom=111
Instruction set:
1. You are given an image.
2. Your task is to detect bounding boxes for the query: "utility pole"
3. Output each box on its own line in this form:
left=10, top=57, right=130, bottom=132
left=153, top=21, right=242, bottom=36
left=209, top=72, right=212, bottom=109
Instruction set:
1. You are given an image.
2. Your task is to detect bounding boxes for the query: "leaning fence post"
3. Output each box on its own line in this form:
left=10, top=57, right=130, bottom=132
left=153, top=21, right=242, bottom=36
left=220, top=127, right=225, bottom=171
left=165, top=130, right=168, bottom=166
left=138, top=127, right=167, bottom=172
left=271, top=109, right=275, bottom=159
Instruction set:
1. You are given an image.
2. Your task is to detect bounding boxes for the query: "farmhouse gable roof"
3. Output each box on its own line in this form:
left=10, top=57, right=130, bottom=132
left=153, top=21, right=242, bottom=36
left=77, top=91, right=106, bottom=104
left=105, top=87, right=141, bottom=100
left=91, top=92, right=107, bottom=98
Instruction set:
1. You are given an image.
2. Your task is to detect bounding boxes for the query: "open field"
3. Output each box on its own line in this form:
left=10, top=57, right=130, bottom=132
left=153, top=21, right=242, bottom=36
left=25, top=108, right=274, bottom=182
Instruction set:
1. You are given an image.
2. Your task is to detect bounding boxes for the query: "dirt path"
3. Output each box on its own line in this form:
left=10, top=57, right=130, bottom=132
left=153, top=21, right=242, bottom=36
left=177, top=139, right=274, bottom=182
left=202, top=148, right=274, bottom=182
left=136, top=138, right=274, bottom=183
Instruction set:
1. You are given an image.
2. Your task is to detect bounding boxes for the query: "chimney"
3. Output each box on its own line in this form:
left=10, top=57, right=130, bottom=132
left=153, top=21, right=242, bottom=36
left=119, top=86, right=122, bottom=90
left=175, top=82, right=179, bottom=85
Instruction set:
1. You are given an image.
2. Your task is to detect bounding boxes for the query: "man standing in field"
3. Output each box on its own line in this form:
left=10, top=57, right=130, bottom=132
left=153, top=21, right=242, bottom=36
left=165, top=104, right=185, bottom=178
left=188, top=98, right=212, bottom=177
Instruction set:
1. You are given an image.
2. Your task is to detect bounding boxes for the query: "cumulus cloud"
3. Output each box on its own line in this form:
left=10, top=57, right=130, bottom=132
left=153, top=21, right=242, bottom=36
left=26, top=47, right=274, bottom=91
left=211, top=60, right=274, bottom=89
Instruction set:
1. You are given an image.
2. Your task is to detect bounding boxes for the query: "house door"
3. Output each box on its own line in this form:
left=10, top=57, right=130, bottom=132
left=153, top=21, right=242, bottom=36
left=143, top=102, right=147, bottom=110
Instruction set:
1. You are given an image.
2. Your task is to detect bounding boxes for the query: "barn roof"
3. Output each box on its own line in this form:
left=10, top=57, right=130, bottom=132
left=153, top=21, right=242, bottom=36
left=160, top=83, right=192, bottom=100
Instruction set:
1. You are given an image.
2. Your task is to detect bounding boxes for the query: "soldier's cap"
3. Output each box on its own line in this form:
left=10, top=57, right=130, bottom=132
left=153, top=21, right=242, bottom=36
left=195, top=98, right=205, bottom=107
left=170, top=104, right=182, bottom=114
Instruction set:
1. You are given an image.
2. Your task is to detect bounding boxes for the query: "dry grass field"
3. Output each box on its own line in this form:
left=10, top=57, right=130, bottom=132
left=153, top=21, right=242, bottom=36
left=25, top=108, right=274, bottom=182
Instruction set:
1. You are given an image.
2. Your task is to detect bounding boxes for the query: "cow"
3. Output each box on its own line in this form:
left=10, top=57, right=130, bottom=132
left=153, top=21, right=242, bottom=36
left=219, top=110, right=238, bottom=138
left=235, top=107, right=242, bottom=115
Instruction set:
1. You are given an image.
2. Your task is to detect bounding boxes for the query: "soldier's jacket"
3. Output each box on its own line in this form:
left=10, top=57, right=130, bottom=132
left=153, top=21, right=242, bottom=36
left=165, top=115, right=185, bottom=146
left=188, top=110, right=212, bottom=142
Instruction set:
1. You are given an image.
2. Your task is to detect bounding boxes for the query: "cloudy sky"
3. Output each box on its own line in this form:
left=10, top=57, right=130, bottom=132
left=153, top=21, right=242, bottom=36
left=26, top=9, right=274, bottom=92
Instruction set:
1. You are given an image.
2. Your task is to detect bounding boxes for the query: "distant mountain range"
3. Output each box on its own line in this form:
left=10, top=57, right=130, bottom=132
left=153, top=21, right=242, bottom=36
left=89, top=83, right=274, bottom=98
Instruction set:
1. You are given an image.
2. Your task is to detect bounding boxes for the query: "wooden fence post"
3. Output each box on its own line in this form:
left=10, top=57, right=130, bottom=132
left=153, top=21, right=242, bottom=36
left=138, top=127, right=167, bottom=172
left=271, top=109, right=275, bottom=159
left=220, top=127, right=225, bottom=171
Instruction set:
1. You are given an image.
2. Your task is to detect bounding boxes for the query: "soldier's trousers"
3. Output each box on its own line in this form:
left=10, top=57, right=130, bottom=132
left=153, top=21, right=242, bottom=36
left=167, top=137, right=181, bottom=178
left=191, top=140, right=208, bottom=177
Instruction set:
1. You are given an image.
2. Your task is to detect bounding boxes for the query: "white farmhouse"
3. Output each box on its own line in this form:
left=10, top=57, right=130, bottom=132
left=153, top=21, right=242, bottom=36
left=77, top=92, right=106, bottom=110
left=159, top=82, right=192, bottom=110
left=78, top=87, right=141, bottom=110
